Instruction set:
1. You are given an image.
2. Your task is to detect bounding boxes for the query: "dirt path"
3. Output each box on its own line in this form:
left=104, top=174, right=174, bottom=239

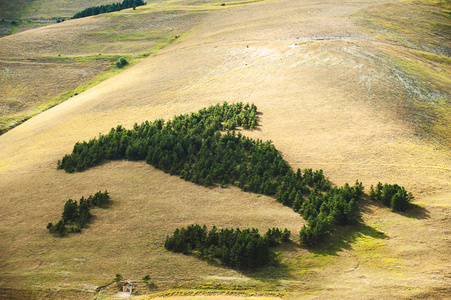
left=116, top=292, right=131, bottom=298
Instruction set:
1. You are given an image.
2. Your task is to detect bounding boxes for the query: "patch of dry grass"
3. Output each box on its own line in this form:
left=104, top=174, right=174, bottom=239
left=0, top=160, right=304, bottom=298
left=0, top=57, right=112, bottom=131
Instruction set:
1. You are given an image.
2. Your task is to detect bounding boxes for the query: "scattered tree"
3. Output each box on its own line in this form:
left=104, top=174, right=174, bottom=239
left=370, top=182, right=413, bottom=212
left=142, top=275, right=150, bottom=283
left=114, top=273, right=123, bottom=283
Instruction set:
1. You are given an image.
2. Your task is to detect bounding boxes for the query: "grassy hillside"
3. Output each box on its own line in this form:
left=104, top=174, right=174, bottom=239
left=0, top=0, right=34, bottom=20
left=0, top=0, right=269, bottom=36
left=355, top=0, right=451, bottom=148
left=0, top=7, right=207, bottom=135
left=0, top=0, right=450, bottom=299
left=0, top=0, right=119, bottom=36
left=0, top=0, right=121, bottom=19
left=0, top=0, right=269, bottom=134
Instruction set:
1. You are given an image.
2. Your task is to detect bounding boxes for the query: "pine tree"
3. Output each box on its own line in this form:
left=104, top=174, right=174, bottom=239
left=62, top=199, right=78, bottom=223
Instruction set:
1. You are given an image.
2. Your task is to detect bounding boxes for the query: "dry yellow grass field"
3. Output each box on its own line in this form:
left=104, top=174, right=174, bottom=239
left=0, top=0, right=450, bottom=299
left=0, top=6, right=207, bottom=134
left=0, top=0, right=128, bottom=20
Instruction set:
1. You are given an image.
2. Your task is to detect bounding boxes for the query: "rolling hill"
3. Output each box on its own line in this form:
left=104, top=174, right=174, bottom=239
left=0, top=0, right=450, bottom=299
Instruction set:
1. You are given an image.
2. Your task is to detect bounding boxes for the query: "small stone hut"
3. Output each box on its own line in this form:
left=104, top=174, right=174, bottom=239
left=122, top=280, right=134, bottom=293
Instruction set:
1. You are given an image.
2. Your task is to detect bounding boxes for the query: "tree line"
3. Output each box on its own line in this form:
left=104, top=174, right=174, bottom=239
left=57, top=102, right=412, bottom=247
left=47, top=191, right=110, bottom=236
left=57, top=102, right=258, bottom=174
left=164, top=225, right=291, bottom=269
left=72, top=0, right=146, bottom=19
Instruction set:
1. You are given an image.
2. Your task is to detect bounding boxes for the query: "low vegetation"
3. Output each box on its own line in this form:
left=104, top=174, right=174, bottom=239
left=72, top=0, right=146, bottom=19
left=165, top=225, right=291, bottom=269
left=46, top=191, right=111, bottom=236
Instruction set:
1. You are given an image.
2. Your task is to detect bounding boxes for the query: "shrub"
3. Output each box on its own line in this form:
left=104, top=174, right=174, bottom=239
left=116, top=57, right=128, bottom=68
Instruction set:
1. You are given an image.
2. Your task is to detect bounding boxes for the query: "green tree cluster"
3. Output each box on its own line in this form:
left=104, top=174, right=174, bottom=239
left=57, top=103, right=412, bottom=247
left=370, top=182, right=413, bottom=212
left=298, top=181, right=363, bottom=247
left=47, top=191, right=110, bottom=236
left=164, top=224, right=290, bottom=269
left=57, top=102, right=258, bottom=174
left=264, top=227, right=291, bottom=246
left=56, top=103, right=359, bottom=246
left=72, top=0, right=146, bottom=19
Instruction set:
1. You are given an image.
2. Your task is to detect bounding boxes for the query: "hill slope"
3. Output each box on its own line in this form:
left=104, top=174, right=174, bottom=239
left=0, top=0, right=450, bottom=299
left=0, top=5, right=207, bottom=134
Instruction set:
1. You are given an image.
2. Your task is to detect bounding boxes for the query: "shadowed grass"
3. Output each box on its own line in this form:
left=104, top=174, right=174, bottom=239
left=355, top=0, right=451, bottom=148
left=399, top=203, right=430, bottom=219
left=310, top=222, right=387, bottom=257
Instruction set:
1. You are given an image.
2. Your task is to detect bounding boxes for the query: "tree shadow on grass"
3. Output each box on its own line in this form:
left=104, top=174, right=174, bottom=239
left=360, top=196, right=430, bottom=220
left=194, top=222, right=387, bottom=288
left=242, top=201, right=430, bottom=286
left=244, top=223, right=387, bottom=286
left=244, top=241, right=298, bottom=284
left=310, top=199, right=429, bottom=257
left=310, top=222, right=388, bottom=257
left=240, top=223, right=388, bottom=288
left=399, top=202, right=430, bottom=219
